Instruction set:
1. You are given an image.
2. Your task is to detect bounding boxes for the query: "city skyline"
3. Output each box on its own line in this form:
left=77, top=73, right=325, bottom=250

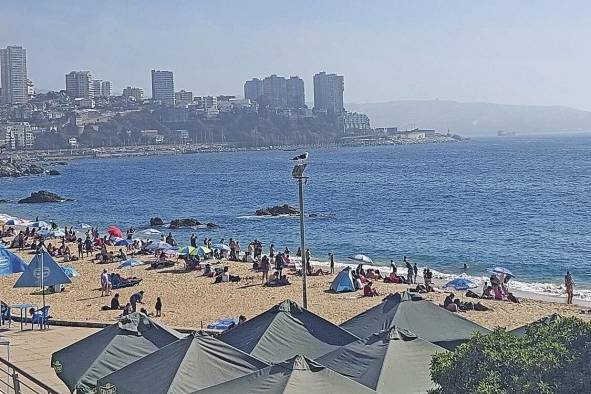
left=2, top=1, right=591, bottom=110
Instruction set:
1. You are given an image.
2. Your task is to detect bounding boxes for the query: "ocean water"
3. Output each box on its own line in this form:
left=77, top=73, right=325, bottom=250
left=1, top=134, right=591, bottom=299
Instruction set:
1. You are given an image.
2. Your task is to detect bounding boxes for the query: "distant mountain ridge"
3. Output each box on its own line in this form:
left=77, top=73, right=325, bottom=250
left=346, top=99, right=591, bottom=135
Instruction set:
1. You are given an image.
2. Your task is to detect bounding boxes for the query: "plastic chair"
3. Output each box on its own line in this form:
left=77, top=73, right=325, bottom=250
left=31, top=306, right=50, bottom=329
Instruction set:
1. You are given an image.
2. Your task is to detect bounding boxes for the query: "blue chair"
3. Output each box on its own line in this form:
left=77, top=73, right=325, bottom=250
left=0, top=305, right=10, bottom=326
left=31, top=306, right=50, bottom=329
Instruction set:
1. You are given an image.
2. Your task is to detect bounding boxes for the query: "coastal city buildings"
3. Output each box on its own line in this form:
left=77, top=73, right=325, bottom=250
left=65, top=71, right=93, bottom=99
left=262, top=74, right=288, bottom=108
left=0, top=45, right=28, bottom=104
left=122, top=86, right=144, bottom=101
left=313, top=71, right=344, bottom=114
left=287, top=76, right=305, bottom=108
left=91, top=80, right=112, bottom=98
left=175, top=90, right=193, bottom=105
left=244, top=75, right=305, bottom=109
left=151, top=70, right=174, bottom=105
left=244, top=78, right=263, bottom=102
left=1, top=122, right=35, bottom=149
left=344, top=111, right=371, bottom=133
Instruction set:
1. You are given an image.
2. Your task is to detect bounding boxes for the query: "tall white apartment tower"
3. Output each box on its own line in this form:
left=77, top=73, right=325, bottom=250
left=151, top=70, right=174, bottom=105
left=0, top=45, right=28, bottom=104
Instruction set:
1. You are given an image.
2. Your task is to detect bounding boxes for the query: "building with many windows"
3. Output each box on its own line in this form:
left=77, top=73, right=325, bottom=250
left=286, top=76, right=305, bottom=108
left=175, top=90, right=193, bottom=105
left=2, top=122, right=35, bottom=150
left=244, top=78, right=263, bottom=102
left=151, top=70, right=174, bottom=105
left=313, top=71, right=344, bottom=114
left=65, top=71, right=93, bottom=99
left=344, top=111, right=371, bottom=133
left=122, top=86, right=144, bottom=101
left=0, top=45, right=28, bottom=104
left=92, top=80, right=111, bottom=97
left=262, top=75, right=287, bottom=108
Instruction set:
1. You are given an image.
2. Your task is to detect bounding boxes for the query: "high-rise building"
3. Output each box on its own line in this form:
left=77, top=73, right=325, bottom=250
left=122, top=86, right=144, bottom=101
left=313, top=71, right=344, bottom=114
left=92, top=79, right=111, bottom=97
left=244, top=78, right=263, bottom=101
left=65, top=71, right=93, bottom=98
left=151, top=70, right=174, bottom=105
left=286, top=76, right=305, bottom=108
left=0, top=46, right=28, bottom=104
left=175, top=90, right=193, bottom=104
left=262, top=74, right=287, bottom=108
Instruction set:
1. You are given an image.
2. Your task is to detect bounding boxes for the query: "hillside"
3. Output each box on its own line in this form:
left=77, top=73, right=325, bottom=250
left=347, top=100, right=591, bottom=135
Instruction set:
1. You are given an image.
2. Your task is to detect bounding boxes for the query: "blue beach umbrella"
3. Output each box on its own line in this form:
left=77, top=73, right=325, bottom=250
left=212, top=243, right=230, bottom=251
left=197, top=246, right=212, bottom=256
left=119, top=258, right=143, bottom=269
left=145, top=241, right=175, bottom=252
left=114, top=239, right=133, bottom=246
left=488, top=267, right=514, bottom=277
left=444, top=278, right=478, bottom=291
left=0, top=248, right=28, bottom=276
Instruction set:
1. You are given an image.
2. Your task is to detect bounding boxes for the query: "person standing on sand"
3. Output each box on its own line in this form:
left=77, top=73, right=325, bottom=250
left=305, top=249, right=312, bottom=276
left=565, top=271, right=574, bottom=304
left=329, top=252, right=335, bottom=274
left=155, top=297, right=162, bottom=317
left=413, top=263, right=418, bottom=283
left=269, top=244, right=275, bottom=259
left=261, top=255, right=270, bottom=284
left=101, top=269, right=111, bottom=297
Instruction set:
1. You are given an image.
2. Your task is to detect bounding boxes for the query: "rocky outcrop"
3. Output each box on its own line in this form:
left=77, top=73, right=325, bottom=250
left=150, top=217, right=164, bottom=226
left=255, top=204, right=299, bottom=216
left=206, top=222, right=218, bottom=228
left=169, top=218, right=202, bottom=229
left=0, top=159, right=45, bottom=178
left=18, top=190, right=72, bottom=204
left=48, top=169, right=61, bottom=176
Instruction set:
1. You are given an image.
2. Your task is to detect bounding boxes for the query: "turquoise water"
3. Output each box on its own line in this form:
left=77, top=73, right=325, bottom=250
left=1, top=134, right=590, bottom=298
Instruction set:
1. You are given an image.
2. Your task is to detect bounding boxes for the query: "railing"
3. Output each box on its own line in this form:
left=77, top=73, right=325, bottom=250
left=0, top=357, right=60, bottom=394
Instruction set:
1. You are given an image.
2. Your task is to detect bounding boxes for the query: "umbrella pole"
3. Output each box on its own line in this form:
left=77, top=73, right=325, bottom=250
left=41, top=251, right=45, bottom=330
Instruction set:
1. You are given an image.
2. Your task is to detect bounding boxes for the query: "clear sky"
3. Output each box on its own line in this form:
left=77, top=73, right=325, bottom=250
left=2, top=0, right=591, bottom=109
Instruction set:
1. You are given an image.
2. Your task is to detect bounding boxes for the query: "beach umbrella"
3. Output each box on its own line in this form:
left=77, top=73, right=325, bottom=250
left=75, top=223, right=92, bottom=229
left=145, top=241, right=175, bottom=252
left=139, top=228, right=161, bottom=236
left=107, top=225, right=123, bottom=238
left=443, top=278, right=478, bottom=291
left=61, top=266, right=80, bottom=278
left=37, top=229, right=55, bottom=238
left=178, top=246, right=197, bottom=256
left=114, top=239, right=133, bottom=246
left=196, top=246, right=212, bottom=256
left=488, top=266, right=514, bottom=277
left=212, top=243, right=230, bottom=251
left=31, top=221, right=50, bottom=229
left=118, top=259, right=143, bottom=269
left=350, top=254, right=373, bottom=264
left=0, top=248, right=28, bottom=276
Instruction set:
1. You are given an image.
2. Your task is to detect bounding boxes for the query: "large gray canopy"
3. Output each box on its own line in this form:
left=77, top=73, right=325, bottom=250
left=193, top=355, right=376, bottom=394
left=340, top=292, right=490, bottom=349
left=96, top=331, right=268, bottom=394
left=51, top=313, right=182, bottom=393
left=316, top=327, right=446, bottom=393
left=219, top=299, right=359, bottom=363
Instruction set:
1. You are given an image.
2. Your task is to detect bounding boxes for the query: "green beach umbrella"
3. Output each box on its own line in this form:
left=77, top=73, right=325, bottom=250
left=178, top=246, right=198, bottom=256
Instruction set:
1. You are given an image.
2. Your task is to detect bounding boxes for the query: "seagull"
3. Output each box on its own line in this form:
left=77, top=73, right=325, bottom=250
left=291, top=152, right=309, bottom=161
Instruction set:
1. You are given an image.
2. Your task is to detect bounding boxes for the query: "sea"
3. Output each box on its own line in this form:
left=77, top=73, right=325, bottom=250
left=1, top=134, right=590, bottom=300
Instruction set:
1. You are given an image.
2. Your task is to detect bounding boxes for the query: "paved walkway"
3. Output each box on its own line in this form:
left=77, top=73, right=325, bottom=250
left=0, top=324, right=98, bottom=393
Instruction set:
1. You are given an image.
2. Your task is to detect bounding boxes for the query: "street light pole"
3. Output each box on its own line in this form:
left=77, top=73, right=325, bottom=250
left=297, top=176, right=308, bottom=309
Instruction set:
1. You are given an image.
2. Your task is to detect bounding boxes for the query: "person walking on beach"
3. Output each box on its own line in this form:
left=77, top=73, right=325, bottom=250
left=405, top=257, right=413, bottom=284
left=101, top=269, right=111, bottom=297
left=130, top=290, right=144, bottom=312
left=329, top=252, right=335, bottom=274
left=565, top=271, right=574, bottom=304
left=275, top=253, right=284, bottom=277
left=155, top=297, right=162, bottom=317
left=413, top=263, right=418, bottom=283
left=77, top=238, right=83, bottom=258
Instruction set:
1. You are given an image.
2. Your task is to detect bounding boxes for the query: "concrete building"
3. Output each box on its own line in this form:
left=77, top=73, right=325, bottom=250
left=286, top=76, right=305, bottom=108
left=313, top=71, right=344, bottom=114
left=262, top=74, right=287, bottom=108
left=0, top=46, right=28, bottom=104
left=344, top=111, right=371, bottom=133
left=151, top=70, right=174, bottom=105
left=2, top=122, right=35, bottom=150
left=66, top=71, right=93, bottom=99
left=122, top=86, right=144, bottom=101
left=26, top=79, right=35, bottom=100
left=244, top=78, right=263, bottom=101
left=91, top=80, right=111, bottom=97
left=175, top=90, right=193, bottom=104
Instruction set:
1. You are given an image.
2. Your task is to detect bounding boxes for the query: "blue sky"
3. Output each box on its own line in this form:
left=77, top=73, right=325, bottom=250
left=2, top=0, right=591, bottom=109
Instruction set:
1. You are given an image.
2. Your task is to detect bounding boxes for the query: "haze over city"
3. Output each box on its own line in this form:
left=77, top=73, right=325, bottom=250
left=2, top=0, right=591, bottom=110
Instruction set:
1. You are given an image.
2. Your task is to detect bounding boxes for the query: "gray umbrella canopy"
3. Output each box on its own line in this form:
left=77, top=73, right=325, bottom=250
left=219, top=300, right=359, bottom=363
left=97, top=331, right=268, bottom=394
left=340, top=292, right=490, bottom=350
left=51, top=313, right=183, bottom=393
left=509, top=313, right=561, bottom=337
left=316, top=327, right=447, bottom=393
left=193, top=355, right=376, bottom=394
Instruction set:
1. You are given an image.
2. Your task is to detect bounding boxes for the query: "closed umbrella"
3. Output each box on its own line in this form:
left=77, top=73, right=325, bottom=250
left=350, top=254, right=373, bottom=264
left=107, top=226, right=123, bottom=238
left=443, top=278, right=478, bottom=291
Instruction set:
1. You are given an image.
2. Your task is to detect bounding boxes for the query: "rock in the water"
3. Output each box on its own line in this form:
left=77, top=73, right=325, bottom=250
left=18, top=190, right=72, bottom=204
left=206, top=222, right=218, bottom=228
left=48, top=169, right=61, bottom=176
left=169, top=218, right=202, bottom=229
left=150, top=217, right=165, bottom=226
left=255, top=204, right=299, bottom=216
left=0, top=159, right=45, bottom=178
left=0, top=199, right=8, bottom=203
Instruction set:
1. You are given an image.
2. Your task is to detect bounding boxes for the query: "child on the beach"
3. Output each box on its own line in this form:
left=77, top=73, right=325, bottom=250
left=155, top=297, right=162, bottom=317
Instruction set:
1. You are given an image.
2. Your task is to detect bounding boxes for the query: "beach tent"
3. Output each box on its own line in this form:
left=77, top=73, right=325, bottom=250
left=0, top=248, right=28, bottom=276
left=219, top=300, right=359, bottom=364
left=193, top=355, right=376, bottom=394
left=97, top=332, right=268, bottom=394
left=509, top=313, right=561, bottom=337
left=14, top=249, right=71, bottom=288
left=51, top=312, right=183, bottom=393
left=340, top=292, right=490, bottom=350
left=329, top=267, right=356, bottom=292
left=316, top=327, right=446, bottom=393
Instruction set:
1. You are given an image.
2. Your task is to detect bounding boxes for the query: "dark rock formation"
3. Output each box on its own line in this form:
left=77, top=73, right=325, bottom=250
left=18, top=190, right=72, bottom=204
left=255, top=204, right=299, bottom=216
left=206, top=222, right=218, bottom=228
left=150, top=217, right=164, bottom=226
left=169, top=218, right=202, bottom=229
left=0, top=159, right=45, bottom=178
left=48, top=169, right=61, bottom=176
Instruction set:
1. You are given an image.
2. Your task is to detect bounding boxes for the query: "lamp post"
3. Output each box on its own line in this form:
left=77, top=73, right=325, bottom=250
left=292, top=162, right=308, bottom=309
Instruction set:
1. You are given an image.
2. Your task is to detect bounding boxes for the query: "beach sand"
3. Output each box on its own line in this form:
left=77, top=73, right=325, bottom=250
left=1, top=239, right=589, bottom=331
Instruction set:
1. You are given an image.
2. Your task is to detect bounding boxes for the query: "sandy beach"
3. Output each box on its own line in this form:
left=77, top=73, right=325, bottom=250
left=1, top=235, right=589, bottom=331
